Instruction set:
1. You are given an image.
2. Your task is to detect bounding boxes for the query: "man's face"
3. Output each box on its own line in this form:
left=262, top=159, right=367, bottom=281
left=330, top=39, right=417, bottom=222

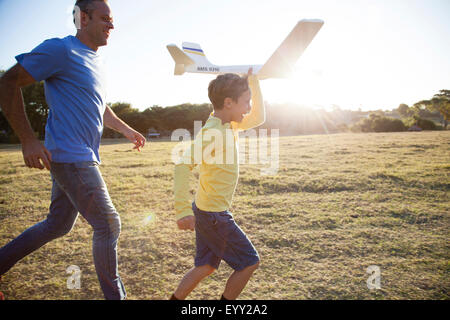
left=229, top=89, right=251, bottom=123
left=84, top=2, right=114, bottom=47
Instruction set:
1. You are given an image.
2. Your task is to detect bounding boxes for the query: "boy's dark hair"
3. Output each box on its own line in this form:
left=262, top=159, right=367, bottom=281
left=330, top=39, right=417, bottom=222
left=73, top=0, right=107, bottom=21
left=208, top=73, right=249, bottom=110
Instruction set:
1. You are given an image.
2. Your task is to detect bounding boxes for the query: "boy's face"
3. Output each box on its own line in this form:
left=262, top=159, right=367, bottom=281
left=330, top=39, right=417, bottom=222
left=227, top=89, right=251, bottom=123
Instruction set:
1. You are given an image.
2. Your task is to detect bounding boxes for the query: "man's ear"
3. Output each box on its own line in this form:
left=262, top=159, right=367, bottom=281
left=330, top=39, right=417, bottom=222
left=80, top=10, right=90, bottom=28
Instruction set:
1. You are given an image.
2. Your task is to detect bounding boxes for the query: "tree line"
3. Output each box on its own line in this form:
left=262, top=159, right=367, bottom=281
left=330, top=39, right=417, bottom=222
left=349, top=90, right=449, bottom=133
left=0, top=71, right=448, bottom=143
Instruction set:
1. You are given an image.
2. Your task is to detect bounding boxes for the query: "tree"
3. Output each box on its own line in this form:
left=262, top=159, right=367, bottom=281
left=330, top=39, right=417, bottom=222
left=103, top=102, right=148, bottom=137
left=0, top=73, right=48, bottom=141
left=414, top=89, right=449, bottom=129
left=22, top=81, right=49, bottom=139
left=397, top=103, right=412, bottom=117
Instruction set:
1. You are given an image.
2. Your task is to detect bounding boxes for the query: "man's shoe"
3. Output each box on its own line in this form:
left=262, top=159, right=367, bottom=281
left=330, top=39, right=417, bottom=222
left=0, top=276, right=5, bottom=300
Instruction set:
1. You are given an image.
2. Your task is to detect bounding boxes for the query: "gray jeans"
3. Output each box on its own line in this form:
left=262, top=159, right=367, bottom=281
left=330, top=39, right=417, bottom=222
left=0, top=161, right=126, bottom=300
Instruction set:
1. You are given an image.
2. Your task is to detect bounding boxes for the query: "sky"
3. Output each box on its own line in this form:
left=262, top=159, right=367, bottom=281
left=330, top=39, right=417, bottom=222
left=0, top=0, right=449, bottom=111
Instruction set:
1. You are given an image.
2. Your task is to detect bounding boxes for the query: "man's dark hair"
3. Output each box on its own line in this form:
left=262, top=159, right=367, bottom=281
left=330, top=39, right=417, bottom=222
left=73, top=0, right=107, bottom=22
left=208, top=73, right=249, bottom=110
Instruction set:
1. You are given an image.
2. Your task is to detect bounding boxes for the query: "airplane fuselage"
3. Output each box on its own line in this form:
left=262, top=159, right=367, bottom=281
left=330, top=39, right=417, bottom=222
left=184, top=64, right=263, bottom=76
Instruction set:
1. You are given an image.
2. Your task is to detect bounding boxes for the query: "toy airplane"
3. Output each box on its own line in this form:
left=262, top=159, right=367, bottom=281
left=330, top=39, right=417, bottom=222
left=167, top=19, right=324, bottom=79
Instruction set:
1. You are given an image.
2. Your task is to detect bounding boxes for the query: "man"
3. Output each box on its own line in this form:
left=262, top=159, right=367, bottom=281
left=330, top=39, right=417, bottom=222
left=171, top=70, right=264, bottom=300
left=0, top=0, right=145, bottom=300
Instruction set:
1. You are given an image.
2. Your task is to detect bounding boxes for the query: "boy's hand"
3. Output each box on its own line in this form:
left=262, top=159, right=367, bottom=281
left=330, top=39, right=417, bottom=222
left=248, top=67, right=253, bottom=76
left=177, top=215, right=195, bottom=231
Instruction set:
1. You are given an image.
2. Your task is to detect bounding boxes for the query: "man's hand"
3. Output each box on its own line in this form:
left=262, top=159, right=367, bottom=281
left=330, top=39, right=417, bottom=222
left=177, top=215, right=195, bottom=231
left=103, top=106, right=146, bottom=151
left=22, top=138, right=52, bottom=170
left=122, top=127, right=146, bottom=152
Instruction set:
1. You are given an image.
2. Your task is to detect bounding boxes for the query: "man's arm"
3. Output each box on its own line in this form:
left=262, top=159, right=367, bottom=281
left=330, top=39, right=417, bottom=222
left=103, top=105, right=146, bottom=151
left=0, top=63, right=52, bottom=170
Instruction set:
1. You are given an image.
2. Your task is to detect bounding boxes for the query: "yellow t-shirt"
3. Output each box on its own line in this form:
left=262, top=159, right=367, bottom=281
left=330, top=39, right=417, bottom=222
left=174, top=75, right=265, bottom=220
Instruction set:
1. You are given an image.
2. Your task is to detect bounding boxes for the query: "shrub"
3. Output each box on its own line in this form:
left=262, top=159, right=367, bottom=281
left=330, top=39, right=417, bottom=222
left=350, top=114, right=406, bottom=132
left=372, top=116, right=406, bottom=132
left=416, top=118, right=437, bottom=130
left=403, top=116, right=438, bottom=130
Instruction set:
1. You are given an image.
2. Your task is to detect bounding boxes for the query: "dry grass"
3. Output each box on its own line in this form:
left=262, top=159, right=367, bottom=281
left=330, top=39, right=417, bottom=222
left=0, top=131, right=449, bottom=300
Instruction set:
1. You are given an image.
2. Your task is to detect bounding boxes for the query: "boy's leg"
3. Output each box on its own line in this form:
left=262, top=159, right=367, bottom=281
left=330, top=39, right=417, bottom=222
left=172, top=210, right=221, bottom=300
left=173, top=264, right=216, bottom=300
left=222, top=261, right=259, bottom=300
left=195, top=209, right=260, bottom=300
left=0, top=178, right=78, bottom=276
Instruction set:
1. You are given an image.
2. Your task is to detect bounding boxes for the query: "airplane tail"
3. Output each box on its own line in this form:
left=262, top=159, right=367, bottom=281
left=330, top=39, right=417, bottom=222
left=167, top=42, right=214, bottom=75
left=182, top=42, right=214, bottom=66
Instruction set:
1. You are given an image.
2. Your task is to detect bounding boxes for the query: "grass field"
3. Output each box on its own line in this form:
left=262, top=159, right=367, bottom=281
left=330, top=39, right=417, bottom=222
left=0, top=131, right=449, bottom=300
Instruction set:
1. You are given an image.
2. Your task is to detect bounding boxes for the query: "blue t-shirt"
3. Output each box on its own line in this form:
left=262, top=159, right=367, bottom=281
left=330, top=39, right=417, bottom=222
left=16, top=35, right=107, bottom=163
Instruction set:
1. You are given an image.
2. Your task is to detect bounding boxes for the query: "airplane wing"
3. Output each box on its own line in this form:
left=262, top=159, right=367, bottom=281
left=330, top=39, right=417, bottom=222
left=258, top=19, right=324, bottom=79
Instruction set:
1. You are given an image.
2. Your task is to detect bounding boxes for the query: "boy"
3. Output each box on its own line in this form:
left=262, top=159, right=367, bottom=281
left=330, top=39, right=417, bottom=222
left=172, top=69, right=265, bottom=300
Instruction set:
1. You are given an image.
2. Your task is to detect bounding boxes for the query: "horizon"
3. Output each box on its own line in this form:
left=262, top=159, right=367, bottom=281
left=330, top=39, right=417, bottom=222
left=0, top=0, right=449, bottom=112
left=111, top=100, right=419, bottom=114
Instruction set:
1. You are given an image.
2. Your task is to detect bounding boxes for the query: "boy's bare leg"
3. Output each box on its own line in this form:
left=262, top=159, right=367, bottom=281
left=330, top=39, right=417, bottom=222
left=222, top=262, right=259, bottom=300
left=173, top=265, right=216, bottom=300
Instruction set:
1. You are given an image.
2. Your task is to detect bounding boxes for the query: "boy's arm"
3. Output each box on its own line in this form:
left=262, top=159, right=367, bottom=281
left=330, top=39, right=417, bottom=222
left=234, top=75, right=265, bottom=131
left=174, top=139, right=199, bottom=230
left=174, top=162, right=195, bottom=219
left=174, top=129, right=217, bottom=230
